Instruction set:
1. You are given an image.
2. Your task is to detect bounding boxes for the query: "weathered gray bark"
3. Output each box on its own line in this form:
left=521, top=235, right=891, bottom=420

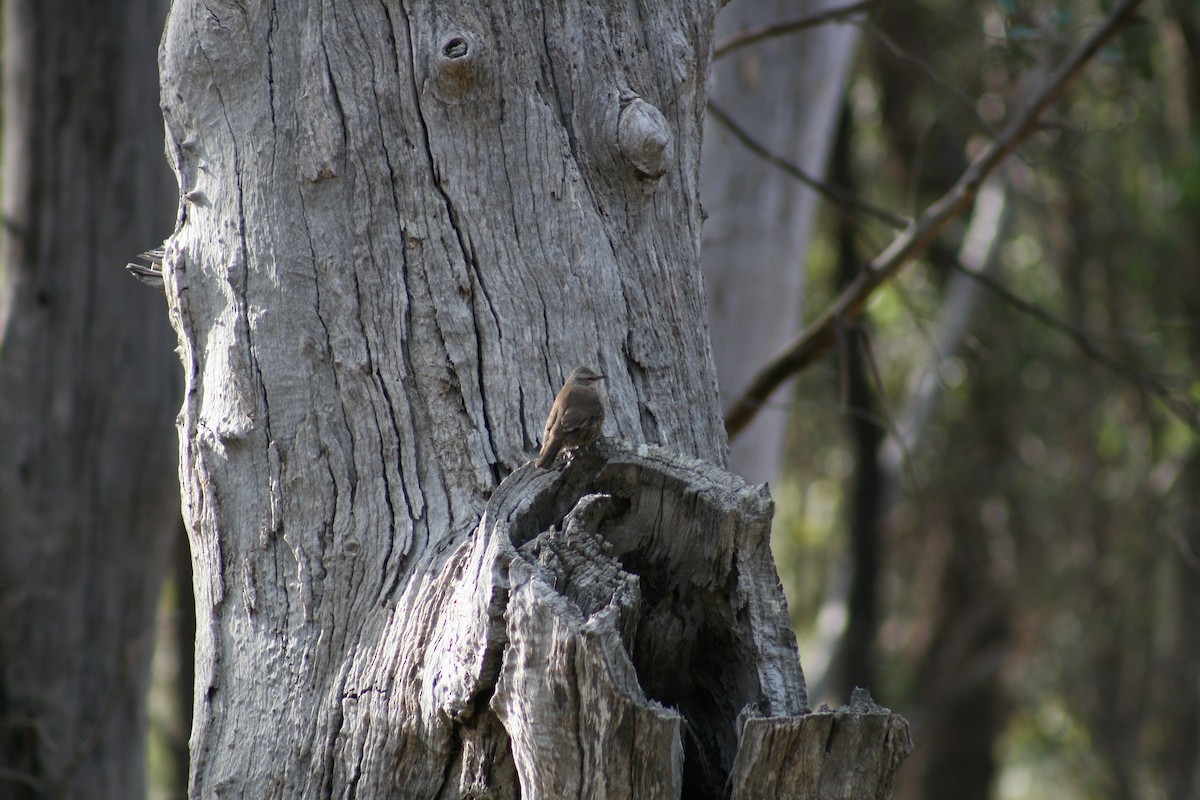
left=0, top=0, right=179, bottom=797
left=702, top=0, right=861, bottom=485
left=157, top=0, right=908, bottom=796
left=731, top=688, right=911, bottom=800
left=478, top=440, right=806, bottom=798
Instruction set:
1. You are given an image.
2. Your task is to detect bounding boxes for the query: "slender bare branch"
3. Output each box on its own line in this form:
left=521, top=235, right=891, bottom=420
left=706, top=101, right=909, bottom=229
left=723, top=0, right=1146, bottom=438
left=863, top=20, right=998, bottom=139
left=951, top=259, right=1200, bottom=433
left=713, top=0, right=879, bottom=59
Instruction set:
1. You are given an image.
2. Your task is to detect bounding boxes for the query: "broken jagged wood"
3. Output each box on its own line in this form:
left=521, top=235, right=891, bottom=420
left=385, top=437, right=907, bottom=799
left=487, top=437, right=811, bottom=797
left=494, top=500, right=684, bottom=798
left=731, top=687, right=913, bottom=800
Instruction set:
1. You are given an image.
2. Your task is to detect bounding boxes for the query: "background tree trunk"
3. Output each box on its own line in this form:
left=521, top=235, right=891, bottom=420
left=702, top=0, right=861, bottom=485
left=825, top=104, right=885, bottom=702
left=0, top=0, right=179, bottom=797
left=159, top=0, right=908, bottom=796
left=1153, top=9, right=1200, bottom=797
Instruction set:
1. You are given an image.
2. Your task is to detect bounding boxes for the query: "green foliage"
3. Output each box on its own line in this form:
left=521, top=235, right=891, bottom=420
left=769, top=1, right=1200, bottom=797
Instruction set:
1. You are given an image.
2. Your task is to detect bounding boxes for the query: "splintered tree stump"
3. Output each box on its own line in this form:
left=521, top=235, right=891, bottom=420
left=731, top=688, right=913, bottom=800
left=488, top=438, right=804, bottom=798
left=368, top=437, right=907, bottom=799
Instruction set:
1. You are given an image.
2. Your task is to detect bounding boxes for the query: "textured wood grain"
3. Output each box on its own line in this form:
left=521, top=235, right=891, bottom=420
left=494, top=505, right=684, bottom=800
left=731, top=688, right=913, bottom=800
left=157, top=0, right=909, bottom=796
left=483, top=439, right=808, bottom=797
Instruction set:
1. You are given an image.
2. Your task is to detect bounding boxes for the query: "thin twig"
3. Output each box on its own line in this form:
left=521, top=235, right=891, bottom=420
left=855, top=320, right=921, bottom=487
left=952, top=260, right=1200, bottom=433
left=713, top=0, right=879, bottom=59
left=863, top=19, right=997, bottom=139
left=706, top=101, right=910, bottom=229
left=724, top=0, right=1146, bottom=438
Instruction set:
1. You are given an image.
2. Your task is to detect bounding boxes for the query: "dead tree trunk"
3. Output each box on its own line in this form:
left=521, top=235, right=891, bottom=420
left=157, top=1, right=910, bottom=797
left=0, top=0, right=178, bottom=797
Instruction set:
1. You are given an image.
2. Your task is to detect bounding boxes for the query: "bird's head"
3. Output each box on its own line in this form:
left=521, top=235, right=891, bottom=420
left=567, top=366, right=605, bottom=386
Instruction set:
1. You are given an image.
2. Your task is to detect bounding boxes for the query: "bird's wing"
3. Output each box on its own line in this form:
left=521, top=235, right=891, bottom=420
left=542, top=397, right=564, bottom=442
left=558, top=388, right=601, bottom=432
left=559, top=406, right=590, bottom=432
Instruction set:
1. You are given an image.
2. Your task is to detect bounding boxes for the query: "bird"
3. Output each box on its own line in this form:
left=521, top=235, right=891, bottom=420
left=535, top=366, right=606, bottom=469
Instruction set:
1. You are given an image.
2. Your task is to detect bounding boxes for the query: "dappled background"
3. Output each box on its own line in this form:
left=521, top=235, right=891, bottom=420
left=705, top=2, right=1198, bottom=800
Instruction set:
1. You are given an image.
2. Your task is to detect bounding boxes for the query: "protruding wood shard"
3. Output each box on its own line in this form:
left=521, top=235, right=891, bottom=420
left=730, top=688, right=914, bottom=800
left=492, top=501, right=685, bottom=800
left=476, top=438, right=820, bottom=798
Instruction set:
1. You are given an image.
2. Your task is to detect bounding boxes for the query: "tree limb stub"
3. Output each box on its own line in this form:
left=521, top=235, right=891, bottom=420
left=722, top=0, right=1147, bottom=439
left=388, top=438, right=836, bottom=799
left=473, top=440, right=913, bottom=798
left=730, top=688, right=913, bottom=800
left=491, top=439, right=811, bottom=798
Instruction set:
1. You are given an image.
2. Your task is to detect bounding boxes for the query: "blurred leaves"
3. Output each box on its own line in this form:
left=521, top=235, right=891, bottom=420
left=766, top=1, right=1200, bottom=798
